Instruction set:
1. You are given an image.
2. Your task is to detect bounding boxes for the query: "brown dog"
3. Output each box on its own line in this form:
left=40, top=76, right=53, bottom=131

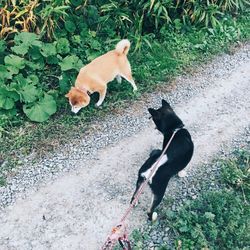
left=65, top=39, right=137, bottom=113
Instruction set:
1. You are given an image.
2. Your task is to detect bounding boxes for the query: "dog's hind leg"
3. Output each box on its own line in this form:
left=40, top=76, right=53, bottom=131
left=121, top=73, right=137, bottom=92
left=147, top=180, right=169, bottom=221
left=150, top=149, right=161, bottom=158
left=147, top=192, right=165, bottom=221
left=130, top=175, right=144, bottom=206
left=120, top=62, right=137, bottom=91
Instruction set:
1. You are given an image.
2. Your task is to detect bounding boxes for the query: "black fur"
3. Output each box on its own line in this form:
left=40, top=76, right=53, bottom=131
left=131, top=100, right=194, bottom=220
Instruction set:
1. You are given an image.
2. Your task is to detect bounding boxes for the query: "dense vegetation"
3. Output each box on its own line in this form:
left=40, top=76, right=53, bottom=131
left=0, top=1, right=250, bottom=182
left=130, top=149, right=250, bottom=250
left=0, top=0, right=250, bottom=124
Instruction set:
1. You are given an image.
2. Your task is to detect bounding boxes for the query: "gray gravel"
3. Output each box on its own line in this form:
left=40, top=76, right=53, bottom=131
left=0, top=42, right=249, bottom=250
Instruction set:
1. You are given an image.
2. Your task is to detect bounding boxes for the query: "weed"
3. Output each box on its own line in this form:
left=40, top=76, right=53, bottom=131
left=221, top=149, right=250, bottom=201
left=0, top=176, right=6, bottom=186
left=127, top=150, right=250, bottom=249
left=157, top=150, right=250, bottom=250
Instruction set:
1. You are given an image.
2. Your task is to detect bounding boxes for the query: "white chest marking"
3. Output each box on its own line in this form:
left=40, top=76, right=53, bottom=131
left=141, top=154, right=168, bottom=184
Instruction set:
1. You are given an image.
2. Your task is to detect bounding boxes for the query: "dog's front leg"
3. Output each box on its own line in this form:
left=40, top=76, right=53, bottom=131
left=95, top=87, right=107, bottom=107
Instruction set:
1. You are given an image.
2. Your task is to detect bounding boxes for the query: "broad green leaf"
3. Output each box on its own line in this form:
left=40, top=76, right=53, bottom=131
left=0, top=107, right=17, bottom=117
left=13, top=73, right=28, bottom=86
left=0, top=65, right=10, bottom=82
left=12, top=32, right=40, bottom=56
left=65, top=20, right=76, bottom=33
left=6, top=65, right=19, bottom=76
left=46, top=55, right=59, bottom=65
left=14, top=32, right=38, bottom=46
left=59, top=73, right=71, bottom=93
left=1, top=87, right=20, bottom=102
left=40, top=43, right=57, bottom=57
left=11, top=44, right=29, bottom=56
left=19, top=84, right=39, bottom=103
left=90, top=40, right=101, bottom=50
left=32, top=40, right=42, bottom=48
left=4, top=55, right=25, bottom=70
left=26, top=60, right=43, bottom=70
left=9, top=74, right=39, bottom=103
left=56, top=38, right=70, bottom=55
left=27, top=74, right=39, bottom=85
left=0, top=96, right=15, bottom=110
left=59, top=55, right=82, bottom=71
left=86, top=50, right=101, bottom=61
left=0, top=87, right=18, bottom=110
left=29, top=46, right=42, bottom=60
left=0, top=40, right=6, bottom=54
left=23, top=94, right=57, bottom=122
left=71, top=35, right=81, bottom=45
left=71, top=0, right=82, bottom=6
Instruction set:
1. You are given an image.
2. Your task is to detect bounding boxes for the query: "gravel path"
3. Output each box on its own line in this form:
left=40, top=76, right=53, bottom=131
left=0, top=43, right=250, bottom=250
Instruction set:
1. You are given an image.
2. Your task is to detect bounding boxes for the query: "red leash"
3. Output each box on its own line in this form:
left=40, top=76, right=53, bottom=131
left=101, top=129, right=180, bottom=250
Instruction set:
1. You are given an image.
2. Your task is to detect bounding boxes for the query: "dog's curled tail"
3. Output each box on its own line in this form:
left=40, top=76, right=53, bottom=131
left=115, top=39, right=130, bottom=55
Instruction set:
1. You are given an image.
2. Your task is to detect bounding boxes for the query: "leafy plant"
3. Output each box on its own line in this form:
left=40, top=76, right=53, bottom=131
left=162, top=150, right=250, bottom=250
left=59, top=54, right=83, bottom=71
left=56, top=37, right=70, bottom=55
left=23, top=94, right=57, bottom=122
left=221, top=149, right=250, bottom=200
left=127, top=150, right=250, bottom=249
left=0, top=32, right=59, bottom=122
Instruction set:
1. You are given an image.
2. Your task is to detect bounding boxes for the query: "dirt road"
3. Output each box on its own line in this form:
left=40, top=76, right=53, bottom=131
left=0, top=44, right=249, bottom=250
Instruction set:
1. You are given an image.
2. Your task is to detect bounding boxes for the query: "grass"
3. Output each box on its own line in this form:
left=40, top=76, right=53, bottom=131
left=127, top=149, right=250, bottom=250
left=1, top=11, right=250, bottom=184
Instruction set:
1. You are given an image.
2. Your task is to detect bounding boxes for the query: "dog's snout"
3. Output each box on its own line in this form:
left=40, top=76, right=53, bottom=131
left=71, top=106, right=81, bottom=114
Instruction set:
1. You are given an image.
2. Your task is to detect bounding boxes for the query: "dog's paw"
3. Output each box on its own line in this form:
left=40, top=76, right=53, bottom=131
left=178, top=170, right=187, bottom=178
left=95, top=103, right=102, bottom=108
left=130, top=197, right=139, bottom=207
left=130, top=197, right=134, bottom=204
left=133, top=86, right=138, bottom=92
left=147, top=212, right=152, bottom=221
left=133, top=200, right=139, bottom=207
left=152, top=212, right=158, bottom=222
left=147, top=211, right=158, bottom=222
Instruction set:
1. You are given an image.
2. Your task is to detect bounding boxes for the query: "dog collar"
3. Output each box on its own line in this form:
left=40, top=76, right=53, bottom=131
left=174, top=124, right=184, bottom=132
left=76, top=86, right=90, bottom=95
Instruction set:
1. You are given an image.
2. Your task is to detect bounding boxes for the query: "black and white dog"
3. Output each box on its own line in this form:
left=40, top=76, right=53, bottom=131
left=131, top=100, right=194, bottom=220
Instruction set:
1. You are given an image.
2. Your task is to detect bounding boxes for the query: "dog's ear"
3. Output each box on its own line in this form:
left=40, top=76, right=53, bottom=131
left=162, top=99, right=170, bottom=108
left=148, top=108, right=159, bottom=119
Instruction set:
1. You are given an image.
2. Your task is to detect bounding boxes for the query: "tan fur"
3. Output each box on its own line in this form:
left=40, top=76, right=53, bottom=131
left=65, top=39, right=137, bottom=113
